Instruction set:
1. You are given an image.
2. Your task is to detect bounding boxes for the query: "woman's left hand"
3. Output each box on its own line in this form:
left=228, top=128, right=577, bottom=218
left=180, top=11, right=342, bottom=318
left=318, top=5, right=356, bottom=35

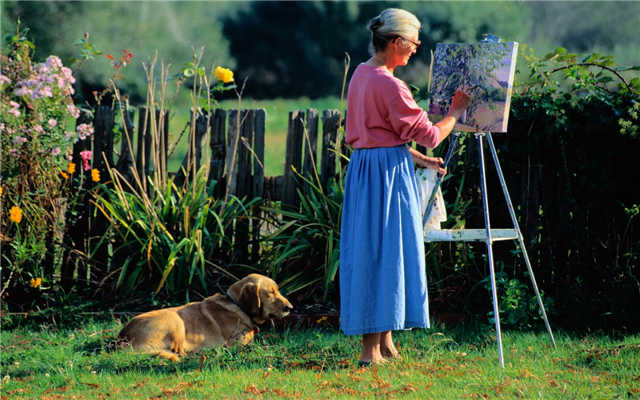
left=416, top=156, right=446, bottom=175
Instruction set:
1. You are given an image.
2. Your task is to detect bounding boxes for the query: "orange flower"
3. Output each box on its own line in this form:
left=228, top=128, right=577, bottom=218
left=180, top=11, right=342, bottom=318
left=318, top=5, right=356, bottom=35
left=9, top=206, right=22, bottom=223
left=60, top=170, right=69, bottom=179
left=67, top=162, right=76, bottom=174
left=91, top=168, right=100, bottom=182
left=0, top=186, right=3, bottom=197
left=30, top=277, right=42, bottom=288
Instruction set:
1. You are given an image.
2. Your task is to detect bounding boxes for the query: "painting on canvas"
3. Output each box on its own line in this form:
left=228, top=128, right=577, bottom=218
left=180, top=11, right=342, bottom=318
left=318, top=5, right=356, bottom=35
left=427, top=41, right=518, bottom=133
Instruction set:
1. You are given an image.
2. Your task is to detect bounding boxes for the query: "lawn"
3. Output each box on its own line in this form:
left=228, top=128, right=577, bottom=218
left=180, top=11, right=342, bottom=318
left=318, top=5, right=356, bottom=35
left=2, top=317, right=639, bottom=399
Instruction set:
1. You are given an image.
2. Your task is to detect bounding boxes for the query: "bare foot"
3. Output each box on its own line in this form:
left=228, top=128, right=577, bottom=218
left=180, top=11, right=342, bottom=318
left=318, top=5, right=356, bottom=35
left=381, top=349, right=402, bottom=360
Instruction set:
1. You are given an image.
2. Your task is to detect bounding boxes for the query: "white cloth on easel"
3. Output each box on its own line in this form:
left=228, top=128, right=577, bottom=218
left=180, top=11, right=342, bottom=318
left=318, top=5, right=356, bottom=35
left=415, top=168, right=447, bottom=231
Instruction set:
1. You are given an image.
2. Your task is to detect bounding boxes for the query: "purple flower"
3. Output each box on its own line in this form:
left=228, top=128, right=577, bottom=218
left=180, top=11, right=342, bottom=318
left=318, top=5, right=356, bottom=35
left=14, top=86, right=30, bottom=97
left=46, top=55, right=63, bottom=70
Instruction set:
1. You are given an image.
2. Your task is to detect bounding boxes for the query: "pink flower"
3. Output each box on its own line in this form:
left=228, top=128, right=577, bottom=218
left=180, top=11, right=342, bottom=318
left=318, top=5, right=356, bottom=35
left=68, top=105, right=80, bottom=119
left=13, top=136, right=27, bottom=145
left=79, top=150, right=92, bottom=171
left=48, top=119, right=57, bottom=128
left=33, top=125, right=44, bottom=133
left=9, top=108, right=21, bottom=117
left=38, top=87, right=53, bottom=98
left=76, top=123, right=93, bottom=140
left=52, top=147, right=61, bottom=156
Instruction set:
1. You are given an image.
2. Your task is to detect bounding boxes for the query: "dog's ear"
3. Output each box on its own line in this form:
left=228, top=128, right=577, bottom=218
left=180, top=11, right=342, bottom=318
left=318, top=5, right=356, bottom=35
left=235, top=279, right=261, bottom=319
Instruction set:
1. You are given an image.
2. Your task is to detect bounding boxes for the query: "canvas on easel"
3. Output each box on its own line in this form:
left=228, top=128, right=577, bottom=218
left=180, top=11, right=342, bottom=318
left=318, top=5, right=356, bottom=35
left=420, top=39, right=555, bottom=369
left=428, top=42, right=518, bottom=133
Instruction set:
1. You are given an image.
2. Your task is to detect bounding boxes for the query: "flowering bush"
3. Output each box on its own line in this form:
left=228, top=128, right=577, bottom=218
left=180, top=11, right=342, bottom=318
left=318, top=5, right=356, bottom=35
left=1, top=24, right=92, bottom=304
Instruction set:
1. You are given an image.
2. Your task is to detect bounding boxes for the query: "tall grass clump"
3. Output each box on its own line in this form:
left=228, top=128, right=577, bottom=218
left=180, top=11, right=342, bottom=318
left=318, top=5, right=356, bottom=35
left=92, top=48, right=253, bottom=306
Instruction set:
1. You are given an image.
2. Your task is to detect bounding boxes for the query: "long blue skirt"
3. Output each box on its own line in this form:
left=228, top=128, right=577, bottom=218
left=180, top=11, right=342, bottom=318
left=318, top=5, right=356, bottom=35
left=339, top=145, right=430, bottom=335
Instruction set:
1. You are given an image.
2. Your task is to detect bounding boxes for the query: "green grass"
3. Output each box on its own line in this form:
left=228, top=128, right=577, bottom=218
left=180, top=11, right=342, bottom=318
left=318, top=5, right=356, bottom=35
left=165, top=96, right=344, bottom=177
left=2, top=318, right=639, bottom=399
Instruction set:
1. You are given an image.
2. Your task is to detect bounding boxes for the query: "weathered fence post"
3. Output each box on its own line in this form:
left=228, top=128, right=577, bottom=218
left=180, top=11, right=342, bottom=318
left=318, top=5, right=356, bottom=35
left=253, top=109, right=266, bottom=251
left=156, top=108, right=170, bottom=186
left=136, top=106, right=152, bottom=192
left=90, top=105, right=116, bottom=285
left=115, top=101, right=136, bottom=186
left=303, top=108, right=319, bottom=193
left=209, top=108, right=227, bottom=198
left=320, top=109, right=341, bottom=187
left=283, top=110, right=305, bottom=211
left=226, top=109, right=240, bottom=198
left=61, top=109, right=94, bottom=292
left=175, top=108, right=210, bottom=187
left=93, top=105, right=115, bottom=179
left=235, top=109, right=255, bottom=260
left=136, top=106, right=169, bottom=191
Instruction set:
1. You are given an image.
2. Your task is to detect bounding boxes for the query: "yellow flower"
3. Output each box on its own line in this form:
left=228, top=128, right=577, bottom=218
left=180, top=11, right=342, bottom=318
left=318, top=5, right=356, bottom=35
left=60, top=170, right=69, bottom=179
left=0, top=186, right=3, bottom=197
left=67, top=162, right=76, bottom=174
left=91, top=168, right=100, bottom=182
left=9, top=206, right=22, bottom=223
left=213, top=66, right=234, bottom=83
left=30, top=277, right=42, bottom=288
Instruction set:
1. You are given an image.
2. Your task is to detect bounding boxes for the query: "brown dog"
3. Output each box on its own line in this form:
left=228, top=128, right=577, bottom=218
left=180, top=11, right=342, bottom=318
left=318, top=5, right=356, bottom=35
left=117, top=274, right=293, bottom=361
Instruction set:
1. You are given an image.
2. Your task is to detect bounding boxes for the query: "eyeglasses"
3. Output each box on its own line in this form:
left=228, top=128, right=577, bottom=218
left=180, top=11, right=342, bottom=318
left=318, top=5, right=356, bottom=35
left=399, top=36, right=421, bottom=49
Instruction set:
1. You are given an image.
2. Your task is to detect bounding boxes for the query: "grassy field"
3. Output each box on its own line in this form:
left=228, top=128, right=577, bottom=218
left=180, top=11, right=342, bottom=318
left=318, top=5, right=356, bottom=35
left=165, top=96, right=345, bottom=177
left=2, top=318, right=639, bottom=399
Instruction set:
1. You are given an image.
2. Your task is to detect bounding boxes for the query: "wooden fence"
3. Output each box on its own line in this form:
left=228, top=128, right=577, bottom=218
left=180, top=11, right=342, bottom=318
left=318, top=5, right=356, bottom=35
left=81, top=104, right=343, bottom=205
left=61, top=104, right=344, bottom=289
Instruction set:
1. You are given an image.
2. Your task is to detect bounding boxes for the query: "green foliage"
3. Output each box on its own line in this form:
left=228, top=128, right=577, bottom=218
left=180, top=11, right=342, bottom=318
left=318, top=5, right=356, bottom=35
left=95, top=168, right=258, bottom=304
left=482, top=270, right=555, bottom=330
left=259, top=170, right=344, bottom=305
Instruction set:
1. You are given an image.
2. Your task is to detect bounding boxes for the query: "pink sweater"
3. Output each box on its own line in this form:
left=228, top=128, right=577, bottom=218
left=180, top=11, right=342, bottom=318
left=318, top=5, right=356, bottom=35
left=346, top=64, right=441, bottom=149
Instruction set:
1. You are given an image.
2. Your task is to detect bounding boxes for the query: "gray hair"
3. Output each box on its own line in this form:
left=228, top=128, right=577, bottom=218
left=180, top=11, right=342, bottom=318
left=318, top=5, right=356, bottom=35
left=368, top=8, right=421, bottom=56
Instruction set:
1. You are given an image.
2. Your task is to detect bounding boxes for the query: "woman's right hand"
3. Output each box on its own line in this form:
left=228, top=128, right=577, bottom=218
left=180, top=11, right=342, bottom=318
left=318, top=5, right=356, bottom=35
left=448, top=86, right=472, bottom=119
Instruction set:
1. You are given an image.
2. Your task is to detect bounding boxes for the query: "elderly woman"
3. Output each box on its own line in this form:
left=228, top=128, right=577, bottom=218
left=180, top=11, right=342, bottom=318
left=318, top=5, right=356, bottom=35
left=340, top=8, right=472, bottom=366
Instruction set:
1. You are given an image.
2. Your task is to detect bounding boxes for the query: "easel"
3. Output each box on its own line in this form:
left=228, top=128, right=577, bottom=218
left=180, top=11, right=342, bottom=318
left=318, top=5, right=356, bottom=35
left=422, top=131, right=557, bottom=368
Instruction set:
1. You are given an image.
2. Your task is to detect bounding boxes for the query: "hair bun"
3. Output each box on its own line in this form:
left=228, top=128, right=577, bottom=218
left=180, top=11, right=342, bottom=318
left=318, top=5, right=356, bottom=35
left=369, top=16, right=383, bottom=31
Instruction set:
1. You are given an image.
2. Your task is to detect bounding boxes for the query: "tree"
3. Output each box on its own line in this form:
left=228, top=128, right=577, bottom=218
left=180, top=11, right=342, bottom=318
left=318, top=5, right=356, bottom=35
left=2, top=1, right=236, bottom=104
